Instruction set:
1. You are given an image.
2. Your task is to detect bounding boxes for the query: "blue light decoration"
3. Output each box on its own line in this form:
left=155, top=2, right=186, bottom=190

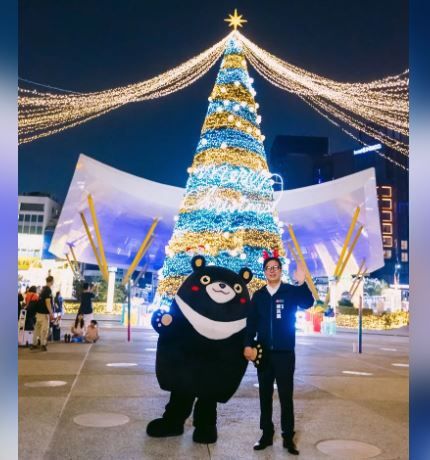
left=154, top=37, right=288, bottom=308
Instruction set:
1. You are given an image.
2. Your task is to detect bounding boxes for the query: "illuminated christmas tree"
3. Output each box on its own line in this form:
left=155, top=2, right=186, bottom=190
left=155, top=37, right=287, bottom=308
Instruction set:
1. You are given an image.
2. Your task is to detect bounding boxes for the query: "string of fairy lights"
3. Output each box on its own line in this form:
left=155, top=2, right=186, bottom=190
left=237, top=31, right=409, bottom=157
left=18, top=36, right=230, bottom=144
left=19, top=24, right=409, bottom=168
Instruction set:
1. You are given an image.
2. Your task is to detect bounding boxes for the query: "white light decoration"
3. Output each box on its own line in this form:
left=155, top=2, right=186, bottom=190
left=223, top=232, right=230, bottom=238
left=240, top=101, right=247, bottom=107
left=221, top=142, right=228, bottom=149
left=256, top=115, right=262, bottom=123
left=18, top=29, right=409, bottom=166
left=201, top=138, right=208, bottom=145
left=228, top=114, right=234, bottom=122
left=216, top=106, right=223, bottom=113
left=240, top=253, right=247, bottom=260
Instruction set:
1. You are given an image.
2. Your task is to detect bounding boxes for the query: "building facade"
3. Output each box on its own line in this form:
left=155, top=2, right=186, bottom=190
left=18, top=193, right=61, bottom=259
left=268, top=135, right=409, bottom=283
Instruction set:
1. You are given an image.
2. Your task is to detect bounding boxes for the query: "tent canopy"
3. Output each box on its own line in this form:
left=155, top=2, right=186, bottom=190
left=50, top=154, right=383, bottom=276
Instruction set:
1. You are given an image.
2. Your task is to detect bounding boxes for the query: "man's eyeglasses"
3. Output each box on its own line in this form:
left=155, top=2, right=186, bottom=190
left=264, top=266, right=281, bottom=272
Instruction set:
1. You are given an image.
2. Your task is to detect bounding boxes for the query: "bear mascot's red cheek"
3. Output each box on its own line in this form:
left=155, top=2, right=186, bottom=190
left=191, top=285, right=200, bottom=292
left=240, top=297, right=247, bottom=304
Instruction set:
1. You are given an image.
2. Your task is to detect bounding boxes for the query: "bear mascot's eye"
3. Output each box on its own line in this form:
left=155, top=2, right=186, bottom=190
left=233, top=283, right=243, bottom=294
left=200, top=275, right=211, bottom=285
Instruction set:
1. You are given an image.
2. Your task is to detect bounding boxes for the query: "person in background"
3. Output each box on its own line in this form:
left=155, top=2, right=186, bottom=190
left=30, top=276, right=54, bottom=352
left=18, top=290, right=24, bottom=319
left=79, top=282, right=97, bottom=327
left=85, top=320, right=100, bottom=343
left=54, top=291, right=64, bottom=317
left=244, top=254, right=314, bottom=455
left=70, top=313, right=86, bottom=342
left=25, top=285, right=38, bottom=306
left=24, top=286, right=39, bottom=331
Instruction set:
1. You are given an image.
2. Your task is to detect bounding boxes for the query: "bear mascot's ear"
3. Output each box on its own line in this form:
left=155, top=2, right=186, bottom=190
left=239, top=267, right=253, bottom=284
left=191, top=255, right=206, bottom=271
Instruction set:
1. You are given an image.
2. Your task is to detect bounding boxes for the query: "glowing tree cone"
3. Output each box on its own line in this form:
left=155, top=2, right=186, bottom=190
left=155, top=37, right=287, bottom=308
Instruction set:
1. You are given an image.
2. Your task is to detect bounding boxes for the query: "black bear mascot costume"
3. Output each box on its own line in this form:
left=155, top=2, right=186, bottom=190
left=146, top=255, right=253, bottom=444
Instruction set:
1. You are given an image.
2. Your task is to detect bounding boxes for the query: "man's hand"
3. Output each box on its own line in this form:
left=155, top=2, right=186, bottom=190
left=293, top=262, right=306, bottom=285
left=244, top=346, right=256, bottom=361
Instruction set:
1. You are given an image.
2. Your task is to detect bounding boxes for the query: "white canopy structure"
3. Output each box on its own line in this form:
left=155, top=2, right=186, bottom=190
left=50, top=154, right=383, bottom=277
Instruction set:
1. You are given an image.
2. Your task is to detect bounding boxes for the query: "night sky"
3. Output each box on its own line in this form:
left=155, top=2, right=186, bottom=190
left=19, top=0, right=408, bottom=202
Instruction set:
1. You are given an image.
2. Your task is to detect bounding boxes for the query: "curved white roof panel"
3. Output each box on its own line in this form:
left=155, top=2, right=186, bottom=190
left=50, top=154, right=383, bottom=275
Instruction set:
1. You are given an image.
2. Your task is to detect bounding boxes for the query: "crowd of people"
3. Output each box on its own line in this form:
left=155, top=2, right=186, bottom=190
left=18, top=278, right=100, bottom=350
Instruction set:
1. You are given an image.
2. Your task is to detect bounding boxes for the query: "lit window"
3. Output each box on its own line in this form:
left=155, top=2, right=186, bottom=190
left=381, top=210, right=393, bottom=222
left=380, top=198, right=392, bottom=210
left=401, top=252, right=408, bottom=262
left=384, top=250, right=392, bottom=259
left=382, top=235, right=393, bottom=247
left=382, top=223, right=393, bottom=235
left=379, top=186, right=392, bottom=197
left=401, top=240, right=408, bottom=250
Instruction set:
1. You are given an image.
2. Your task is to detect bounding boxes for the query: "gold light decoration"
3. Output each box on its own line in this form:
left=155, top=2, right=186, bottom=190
left=167, top=229, right=286, bottom=255
left=192, top=148, right=269, bottom=171
left=224, top=9, right=248, bottom=31
left=201, top=111, right=262, bottom=141
left=19, top=28, right=409, bottom=167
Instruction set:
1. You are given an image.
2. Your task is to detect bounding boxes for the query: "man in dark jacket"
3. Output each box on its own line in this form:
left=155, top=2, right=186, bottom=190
left=244, top=256, right=314, bottom=455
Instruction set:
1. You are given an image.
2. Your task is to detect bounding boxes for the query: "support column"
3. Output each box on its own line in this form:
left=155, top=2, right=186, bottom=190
left=106, top=266, right=117, bottom=313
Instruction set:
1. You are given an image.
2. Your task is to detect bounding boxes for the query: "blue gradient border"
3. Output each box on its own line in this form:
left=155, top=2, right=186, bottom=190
left=0, top=0, right=18, bottom=458
left=410, top=1, right=430, bottom=459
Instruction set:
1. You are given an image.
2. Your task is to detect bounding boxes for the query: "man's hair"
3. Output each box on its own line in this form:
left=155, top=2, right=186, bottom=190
left=91, top=320, right=98, bottom=326
left=83, top=282, right=90, bottom=290
left=263, top=257, right=282, bottom=271
left=46, top=275, right=54, bottom=284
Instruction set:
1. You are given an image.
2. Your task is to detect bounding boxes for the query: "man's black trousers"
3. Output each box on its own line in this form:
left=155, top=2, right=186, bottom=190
left=163, top=391, right=217, bottom=428
left=257, top=350, right=295, bottom=438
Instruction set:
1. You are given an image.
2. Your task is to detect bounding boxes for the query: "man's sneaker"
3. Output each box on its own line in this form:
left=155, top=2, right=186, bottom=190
left=41, top=345, right=48, bottom=352
left=29, top=345, right=38, bottom=350
left=253, top=432, right=274, bottom=450
left=283, top=437, right=299, bottom=455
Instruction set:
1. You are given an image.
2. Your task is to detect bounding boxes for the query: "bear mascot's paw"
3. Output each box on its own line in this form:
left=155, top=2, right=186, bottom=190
left=251, top=342, right=266, bottom=369
left=151, top=309, right=173, bottom=334
left=193, top=425, right=218, bottom=444
left=146, top=418, right=184, bottom=438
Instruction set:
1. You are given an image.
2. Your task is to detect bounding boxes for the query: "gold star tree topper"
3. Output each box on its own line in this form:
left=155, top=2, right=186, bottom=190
left=224, top=9, right=247, bottom=30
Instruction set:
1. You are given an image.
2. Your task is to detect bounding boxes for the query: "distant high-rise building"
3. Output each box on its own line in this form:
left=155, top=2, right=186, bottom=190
left=269, top=135, right=329, bottom=190
left=18, top=193, right=62, bottom=259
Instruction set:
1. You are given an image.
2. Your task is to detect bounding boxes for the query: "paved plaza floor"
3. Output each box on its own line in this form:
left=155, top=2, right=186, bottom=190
left=18, top=326, right=408, bottom=460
